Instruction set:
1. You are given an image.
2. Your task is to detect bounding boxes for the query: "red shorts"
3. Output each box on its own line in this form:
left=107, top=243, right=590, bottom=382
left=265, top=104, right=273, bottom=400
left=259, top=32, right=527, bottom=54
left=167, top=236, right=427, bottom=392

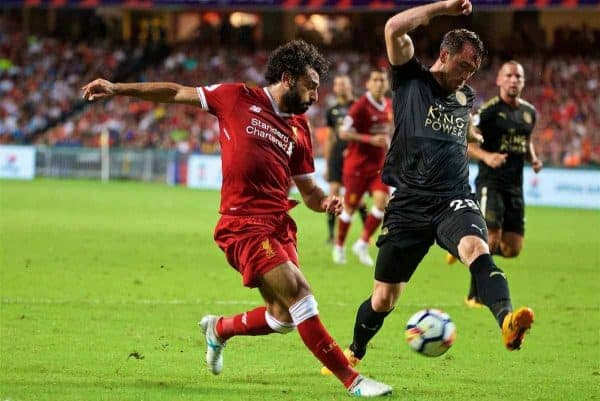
left=343, top=172, right=389, bottom=209
left=214, top=213, right=299, bottom=288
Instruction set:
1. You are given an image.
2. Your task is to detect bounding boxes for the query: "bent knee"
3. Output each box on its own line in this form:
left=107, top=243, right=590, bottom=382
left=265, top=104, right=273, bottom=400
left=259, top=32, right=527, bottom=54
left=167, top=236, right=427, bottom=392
left=372, top=283, right=402, bottom=312
left=458, top=236, right=490, bottom=265
left=266, top=310, right=295, bottom=334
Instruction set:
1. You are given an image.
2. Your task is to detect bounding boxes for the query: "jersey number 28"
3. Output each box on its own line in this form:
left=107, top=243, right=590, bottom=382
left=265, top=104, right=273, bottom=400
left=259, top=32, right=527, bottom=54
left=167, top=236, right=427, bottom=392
left=449, top=198, right=479, bottom=211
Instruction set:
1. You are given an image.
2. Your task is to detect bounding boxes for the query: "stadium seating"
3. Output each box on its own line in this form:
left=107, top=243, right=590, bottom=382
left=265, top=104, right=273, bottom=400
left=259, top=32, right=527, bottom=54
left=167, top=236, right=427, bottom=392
left=1, top=22, right=599, bottom=166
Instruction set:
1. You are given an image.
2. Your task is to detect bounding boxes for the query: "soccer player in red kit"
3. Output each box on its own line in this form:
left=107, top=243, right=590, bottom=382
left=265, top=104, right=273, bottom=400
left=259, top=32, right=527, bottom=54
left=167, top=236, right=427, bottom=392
left=332, top=70, right=392, bottom=267
left=82, top=40, right=391, bottom=397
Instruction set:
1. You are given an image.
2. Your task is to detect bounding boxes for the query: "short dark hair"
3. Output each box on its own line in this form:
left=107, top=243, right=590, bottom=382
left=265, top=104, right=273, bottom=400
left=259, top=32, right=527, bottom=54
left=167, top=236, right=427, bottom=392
left=440, top=29, right=486, bottom=62
left=265, top=40, right=329, bottom=84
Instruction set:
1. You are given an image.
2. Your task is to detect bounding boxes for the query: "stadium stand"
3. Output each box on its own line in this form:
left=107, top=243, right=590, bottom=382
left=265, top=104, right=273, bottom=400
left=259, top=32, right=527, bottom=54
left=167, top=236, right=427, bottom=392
left=1, top=15, right=599, bottom=167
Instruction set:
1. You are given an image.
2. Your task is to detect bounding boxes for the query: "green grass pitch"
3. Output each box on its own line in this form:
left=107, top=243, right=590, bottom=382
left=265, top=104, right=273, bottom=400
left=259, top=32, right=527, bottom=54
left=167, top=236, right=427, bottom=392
left=1, top=178, right=599, bottom=401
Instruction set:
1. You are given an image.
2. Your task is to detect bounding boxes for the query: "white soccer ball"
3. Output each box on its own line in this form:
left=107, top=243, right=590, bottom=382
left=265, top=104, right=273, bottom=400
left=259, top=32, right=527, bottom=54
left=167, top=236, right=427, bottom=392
left=405, top=308, right=456, bottom=357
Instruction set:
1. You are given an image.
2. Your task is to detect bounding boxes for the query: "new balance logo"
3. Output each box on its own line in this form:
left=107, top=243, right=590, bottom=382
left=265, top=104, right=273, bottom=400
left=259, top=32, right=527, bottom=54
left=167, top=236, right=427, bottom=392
left=249, top=105, right=262, bottom=113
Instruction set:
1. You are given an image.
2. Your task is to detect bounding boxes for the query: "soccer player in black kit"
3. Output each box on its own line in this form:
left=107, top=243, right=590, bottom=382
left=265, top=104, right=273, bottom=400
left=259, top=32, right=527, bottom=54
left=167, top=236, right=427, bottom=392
left=324, top=75, right=368, bottom=244
left=457, top=61, right=543, bottom=307
left=324, top=0, right=535, bottom=371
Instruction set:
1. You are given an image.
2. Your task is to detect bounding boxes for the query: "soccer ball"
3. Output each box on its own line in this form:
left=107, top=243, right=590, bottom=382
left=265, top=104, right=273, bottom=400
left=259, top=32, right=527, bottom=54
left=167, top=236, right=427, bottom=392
left=405, top=309, right=456, bottom=357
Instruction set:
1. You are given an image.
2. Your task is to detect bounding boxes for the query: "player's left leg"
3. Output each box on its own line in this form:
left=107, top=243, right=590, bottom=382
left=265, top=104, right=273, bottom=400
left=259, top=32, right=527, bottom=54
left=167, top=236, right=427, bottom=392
left=459, top=187, right=504, bottom=305
left=352, top=179, right=389, bottom=267
left=436, top=202, right=534, bottom=350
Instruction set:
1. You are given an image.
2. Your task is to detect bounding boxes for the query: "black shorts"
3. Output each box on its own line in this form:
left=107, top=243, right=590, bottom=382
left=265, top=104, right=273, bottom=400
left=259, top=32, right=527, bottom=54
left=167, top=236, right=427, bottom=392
left=476, top=184, right=525, bottom=235
left=374, top=191, right=488, bottom=284
left=326, top=141, right=346, bottom=183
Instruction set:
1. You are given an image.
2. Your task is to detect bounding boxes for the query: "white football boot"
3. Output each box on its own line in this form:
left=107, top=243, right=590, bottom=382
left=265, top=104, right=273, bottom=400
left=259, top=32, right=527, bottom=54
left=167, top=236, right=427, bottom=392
left=347, top=375, right=393, bottom=397
left=332, top=245, right=347, bottom=265
left=199, top=315, right=226, bottom=375
left=352, top=240, right=374, bottom=267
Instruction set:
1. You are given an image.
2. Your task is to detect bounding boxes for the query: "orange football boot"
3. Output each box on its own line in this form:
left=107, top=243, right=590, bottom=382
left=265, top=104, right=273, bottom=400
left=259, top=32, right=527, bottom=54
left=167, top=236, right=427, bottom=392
left=502, top=307, right=534, bottom=350
left=320, top=348, right=361, bottom=376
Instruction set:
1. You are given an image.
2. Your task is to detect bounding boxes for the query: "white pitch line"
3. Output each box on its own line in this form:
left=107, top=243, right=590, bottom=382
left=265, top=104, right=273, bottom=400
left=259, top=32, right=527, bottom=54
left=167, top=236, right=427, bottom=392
left=2, top=298, right=596, bottom=311
left=0, top=297, right=462, bottom=308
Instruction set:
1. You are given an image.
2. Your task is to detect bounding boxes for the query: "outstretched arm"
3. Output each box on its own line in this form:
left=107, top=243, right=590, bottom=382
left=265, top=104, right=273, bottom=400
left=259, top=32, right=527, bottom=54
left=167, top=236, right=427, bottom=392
left=384, top=0, right=473, bottom=66
left=82, top=79, right=201, bottom=106
left=293, top=176, right=343, bottom=214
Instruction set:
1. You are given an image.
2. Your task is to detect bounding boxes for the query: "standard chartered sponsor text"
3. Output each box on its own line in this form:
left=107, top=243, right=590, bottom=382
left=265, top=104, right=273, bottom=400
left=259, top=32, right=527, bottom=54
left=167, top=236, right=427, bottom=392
left=246, top=118, right=294, bottom=156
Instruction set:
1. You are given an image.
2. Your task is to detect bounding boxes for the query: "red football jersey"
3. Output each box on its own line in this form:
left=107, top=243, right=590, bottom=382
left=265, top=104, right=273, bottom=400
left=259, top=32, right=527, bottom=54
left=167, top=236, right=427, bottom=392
left=196, top=83, right=315, bottom=215
left=341, top=93, right=392, bottom=176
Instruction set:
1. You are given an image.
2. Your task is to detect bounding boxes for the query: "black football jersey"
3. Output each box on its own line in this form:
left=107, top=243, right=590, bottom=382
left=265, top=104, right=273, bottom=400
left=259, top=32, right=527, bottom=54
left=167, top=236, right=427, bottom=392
left=383, top=57, right=474, bottom=195
left=474, top=96, right=537, bottom=190
left=325, top=101, right=353, bottom=156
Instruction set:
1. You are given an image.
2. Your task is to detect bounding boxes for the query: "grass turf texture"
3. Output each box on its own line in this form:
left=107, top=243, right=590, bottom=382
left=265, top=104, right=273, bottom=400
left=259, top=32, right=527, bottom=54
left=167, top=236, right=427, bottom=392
left=1, top=178, right=599, bottom=401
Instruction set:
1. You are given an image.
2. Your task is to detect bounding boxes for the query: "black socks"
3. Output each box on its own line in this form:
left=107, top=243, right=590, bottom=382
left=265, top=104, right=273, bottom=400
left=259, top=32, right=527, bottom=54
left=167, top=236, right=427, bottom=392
left=350, top=297, right=393, bottom=359
left=327, top=213, right=335, bottom=241
left=469, top=254, right=512, bottom=327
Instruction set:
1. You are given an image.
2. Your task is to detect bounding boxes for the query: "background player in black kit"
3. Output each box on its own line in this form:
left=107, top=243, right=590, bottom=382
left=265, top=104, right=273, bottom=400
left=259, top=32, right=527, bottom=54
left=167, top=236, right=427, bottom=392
left=452, top=61, right=543, bottom=307
left=325, top=0, right=535, bottom=371
left=323, top=75, right=368, bottom=244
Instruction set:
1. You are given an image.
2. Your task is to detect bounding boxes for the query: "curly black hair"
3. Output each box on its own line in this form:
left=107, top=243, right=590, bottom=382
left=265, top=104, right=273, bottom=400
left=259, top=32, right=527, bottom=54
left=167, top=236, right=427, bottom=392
left=264, top=40, right=330, bottom=84
left=440, top=29, right=487, bottom=63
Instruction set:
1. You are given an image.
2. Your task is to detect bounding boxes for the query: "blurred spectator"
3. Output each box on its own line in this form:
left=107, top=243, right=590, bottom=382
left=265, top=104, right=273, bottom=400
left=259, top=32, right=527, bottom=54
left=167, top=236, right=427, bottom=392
left=2, top=19, right=599, bottom=168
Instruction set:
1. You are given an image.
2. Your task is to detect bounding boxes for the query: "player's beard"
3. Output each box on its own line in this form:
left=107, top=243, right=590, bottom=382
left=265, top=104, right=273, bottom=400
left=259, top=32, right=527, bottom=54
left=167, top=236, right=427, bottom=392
left=283, top=86, right=311, bottom=115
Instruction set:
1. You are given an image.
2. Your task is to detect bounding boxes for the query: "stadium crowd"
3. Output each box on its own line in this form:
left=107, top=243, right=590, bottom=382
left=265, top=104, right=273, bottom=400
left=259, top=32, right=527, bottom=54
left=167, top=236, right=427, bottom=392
left=1, top=21, right=599, bottom=167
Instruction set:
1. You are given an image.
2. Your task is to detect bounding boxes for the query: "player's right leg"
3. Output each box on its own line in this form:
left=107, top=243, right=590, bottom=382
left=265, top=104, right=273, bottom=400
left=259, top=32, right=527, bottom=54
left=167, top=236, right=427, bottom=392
left=261, top=262, right=392, bottom=396
left=350, top=241, right=430, bottom=359
left=201, top=217, right=298, bottom=375
left=322, top=240, right=431, bottom=376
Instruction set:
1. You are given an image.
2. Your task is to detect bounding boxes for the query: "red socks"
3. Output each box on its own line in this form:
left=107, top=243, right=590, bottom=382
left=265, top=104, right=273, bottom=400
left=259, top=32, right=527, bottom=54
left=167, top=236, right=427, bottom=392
left=215, top=303, right=359, bottom=389
left=215, top=306, right=274, bottom=341
left=336, top=219, right=351, bottom=246
left=360, top=214, right=382, bottom=242
left=296, top=315, right=359, bottom=388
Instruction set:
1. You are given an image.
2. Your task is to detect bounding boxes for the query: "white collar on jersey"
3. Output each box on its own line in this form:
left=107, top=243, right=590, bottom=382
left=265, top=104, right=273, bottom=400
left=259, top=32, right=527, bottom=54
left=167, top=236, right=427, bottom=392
left=263, top=87, right=292, bottom=118
left=366, top=92, right=387, bottom=112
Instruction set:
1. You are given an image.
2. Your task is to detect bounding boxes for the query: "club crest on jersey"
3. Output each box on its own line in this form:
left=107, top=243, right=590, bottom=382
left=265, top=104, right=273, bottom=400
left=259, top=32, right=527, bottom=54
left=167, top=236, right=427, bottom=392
left=261, top=239, right=276, bottom=259
left=523, top=111, right=532, bottom=124
left=249, top=105, right=262, bottom=114
left=455, top=90, right=467, bottom=106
